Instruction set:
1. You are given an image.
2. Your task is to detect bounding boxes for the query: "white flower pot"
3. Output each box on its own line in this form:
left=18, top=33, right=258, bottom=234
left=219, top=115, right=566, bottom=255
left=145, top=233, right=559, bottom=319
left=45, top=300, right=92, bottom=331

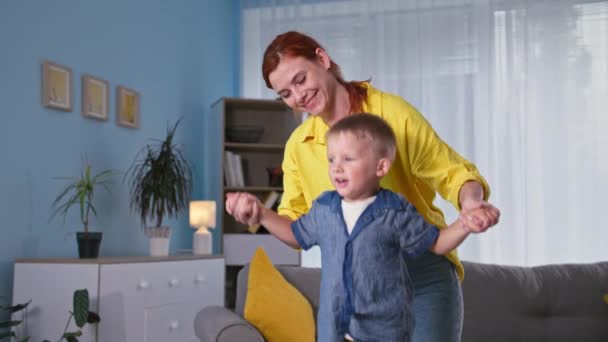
left=146, top=226, right=171, bottom=257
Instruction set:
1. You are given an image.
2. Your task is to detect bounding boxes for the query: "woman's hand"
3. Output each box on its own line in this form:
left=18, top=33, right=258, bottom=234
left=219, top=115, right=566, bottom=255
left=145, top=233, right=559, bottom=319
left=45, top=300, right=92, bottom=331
left=225, top=192, right=263, bottom=226
left=460, top=200, right=500, bottom=233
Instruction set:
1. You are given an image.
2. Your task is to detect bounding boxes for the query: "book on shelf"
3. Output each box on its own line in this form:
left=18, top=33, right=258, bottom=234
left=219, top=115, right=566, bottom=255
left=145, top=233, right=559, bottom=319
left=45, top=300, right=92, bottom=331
left=223, top=151, right=235, bottom=187
left=248, top=191, right=281, bottom=234
left=233, top=153, right=245, bottom=187
left=224, top=151, right=245, bottom=187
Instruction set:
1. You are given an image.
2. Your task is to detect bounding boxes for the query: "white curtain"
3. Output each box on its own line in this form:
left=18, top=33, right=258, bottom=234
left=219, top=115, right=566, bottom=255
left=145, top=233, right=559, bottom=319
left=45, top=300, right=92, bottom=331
left=240, top=0, right=608, bottom=267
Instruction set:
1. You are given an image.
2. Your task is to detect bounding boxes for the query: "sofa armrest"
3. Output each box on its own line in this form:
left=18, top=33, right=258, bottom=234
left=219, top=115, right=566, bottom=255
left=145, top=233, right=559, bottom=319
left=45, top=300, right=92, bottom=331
left=194, top=306, right=265, bottom=342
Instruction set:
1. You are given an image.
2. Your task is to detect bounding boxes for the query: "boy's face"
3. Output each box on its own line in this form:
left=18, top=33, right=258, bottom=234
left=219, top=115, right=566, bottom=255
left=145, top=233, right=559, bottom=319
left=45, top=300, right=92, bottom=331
left=327, top=132, right=390, bottom=202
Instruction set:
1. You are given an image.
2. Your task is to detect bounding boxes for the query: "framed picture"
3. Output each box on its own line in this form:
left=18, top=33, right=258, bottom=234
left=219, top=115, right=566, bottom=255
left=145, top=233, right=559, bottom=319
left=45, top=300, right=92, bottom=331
left=41, top=60, right=72, bottom=111
left=81, top=74, right=109, bottom=121
left=116, top=85, right=140, bottom=129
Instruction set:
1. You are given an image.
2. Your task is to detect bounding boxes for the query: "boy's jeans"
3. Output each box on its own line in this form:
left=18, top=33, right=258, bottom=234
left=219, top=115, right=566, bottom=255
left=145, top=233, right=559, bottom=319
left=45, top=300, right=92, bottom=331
left=406, top=252, right=463, bottom=342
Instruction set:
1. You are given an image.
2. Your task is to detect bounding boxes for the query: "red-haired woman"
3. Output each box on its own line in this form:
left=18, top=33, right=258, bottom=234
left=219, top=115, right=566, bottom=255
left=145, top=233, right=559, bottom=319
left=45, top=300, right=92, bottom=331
left=227, top=31, right=500, bottom=342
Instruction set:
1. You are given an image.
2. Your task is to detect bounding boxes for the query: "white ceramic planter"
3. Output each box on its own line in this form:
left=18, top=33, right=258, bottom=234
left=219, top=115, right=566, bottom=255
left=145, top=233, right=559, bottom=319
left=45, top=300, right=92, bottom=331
left=146, top=226, right=171, bottom=256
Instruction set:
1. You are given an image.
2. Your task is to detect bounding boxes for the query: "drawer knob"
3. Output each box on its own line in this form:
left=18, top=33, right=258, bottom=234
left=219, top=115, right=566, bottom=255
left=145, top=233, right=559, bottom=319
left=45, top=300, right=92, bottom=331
left=169, top=278, right=180, bottom=287
left=195, top=275, right=206, bottom=284
left=169, top=320, right=179, bottom=331
left=138, top=280, right=150, bottom=289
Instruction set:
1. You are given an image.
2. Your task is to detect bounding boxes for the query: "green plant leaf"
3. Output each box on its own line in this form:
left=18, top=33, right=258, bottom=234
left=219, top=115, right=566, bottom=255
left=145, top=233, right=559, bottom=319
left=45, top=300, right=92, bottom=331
left=73, top=290, right=89, bottom=328
left=89, top=205, right=97, bottom=217
left=0, top=300, right=30, bottom=313
left=92, top=169, right=113, bottom=183
left=0, top=331, right=16, bottom=339
left=62, top=330, right=82, bottom=342
left=0, top=320, right=21, bottom=328
left=100, top=182, right=112, bottom=195
left=87, top=311, right=100, bottom=324
left=50, top=163, right=113, bottom=231
left=20, top=337, right=30, bottom=342
left=85, top=164, right=91, bottom=181
left=53, top=176, right=79, bottom=181
left=49, top=184, right=77, bottom=219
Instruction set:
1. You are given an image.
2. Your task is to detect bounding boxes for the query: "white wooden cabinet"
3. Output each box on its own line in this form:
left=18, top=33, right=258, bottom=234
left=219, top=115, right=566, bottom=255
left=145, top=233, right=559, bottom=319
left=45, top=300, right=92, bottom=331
left=12, top=255, right=224, bottom=342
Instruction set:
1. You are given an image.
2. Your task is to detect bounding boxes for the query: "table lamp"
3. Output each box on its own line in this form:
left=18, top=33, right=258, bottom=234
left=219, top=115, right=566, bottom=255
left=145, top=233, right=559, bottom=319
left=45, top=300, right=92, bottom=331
left=189, top=200, right=216, bottom=255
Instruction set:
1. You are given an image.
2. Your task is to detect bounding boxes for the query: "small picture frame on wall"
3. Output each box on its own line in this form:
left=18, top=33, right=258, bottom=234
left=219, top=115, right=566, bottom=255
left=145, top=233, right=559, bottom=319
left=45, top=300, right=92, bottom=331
left=116, top=85, right=140, bottom=129
left=41, top=60, right=72, bottom=111
left=82, top=74, right=109, bottom=121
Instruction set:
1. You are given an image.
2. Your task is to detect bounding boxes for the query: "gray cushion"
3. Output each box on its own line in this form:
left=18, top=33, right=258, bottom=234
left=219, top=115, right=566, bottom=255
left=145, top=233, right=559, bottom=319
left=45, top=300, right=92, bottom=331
left=461, top=261, right=608, bottom=342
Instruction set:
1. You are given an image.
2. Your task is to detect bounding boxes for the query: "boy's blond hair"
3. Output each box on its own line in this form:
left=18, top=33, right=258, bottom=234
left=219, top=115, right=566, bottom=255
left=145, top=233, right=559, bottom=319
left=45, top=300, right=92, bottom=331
left=326, top=113, right=397, bottom=160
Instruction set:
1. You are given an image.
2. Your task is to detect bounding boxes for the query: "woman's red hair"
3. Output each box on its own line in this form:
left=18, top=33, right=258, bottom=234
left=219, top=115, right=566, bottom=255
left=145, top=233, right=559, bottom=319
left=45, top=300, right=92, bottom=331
left=262, top=31, right=368, bottom=114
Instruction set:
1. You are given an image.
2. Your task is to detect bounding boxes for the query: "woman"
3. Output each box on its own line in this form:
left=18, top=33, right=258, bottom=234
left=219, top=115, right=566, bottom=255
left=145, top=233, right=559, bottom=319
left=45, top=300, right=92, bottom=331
left=227, top=31, right=500, bottom=341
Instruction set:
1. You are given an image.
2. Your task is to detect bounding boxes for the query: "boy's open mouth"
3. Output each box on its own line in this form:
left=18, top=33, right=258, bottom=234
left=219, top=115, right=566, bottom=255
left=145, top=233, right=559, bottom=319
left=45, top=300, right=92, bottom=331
left=334, top=177, right=348, bottom=188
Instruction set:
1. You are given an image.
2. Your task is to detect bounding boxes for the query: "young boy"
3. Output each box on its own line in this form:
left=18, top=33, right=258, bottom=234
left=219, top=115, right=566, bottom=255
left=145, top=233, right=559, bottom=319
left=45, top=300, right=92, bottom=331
left=226, top=113, right=496, bottom=342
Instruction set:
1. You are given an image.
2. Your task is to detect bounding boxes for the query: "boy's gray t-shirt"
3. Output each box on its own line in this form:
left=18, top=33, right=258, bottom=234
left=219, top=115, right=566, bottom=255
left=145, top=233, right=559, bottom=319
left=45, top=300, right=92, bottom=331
left=291, top=189, right=439, bottom=342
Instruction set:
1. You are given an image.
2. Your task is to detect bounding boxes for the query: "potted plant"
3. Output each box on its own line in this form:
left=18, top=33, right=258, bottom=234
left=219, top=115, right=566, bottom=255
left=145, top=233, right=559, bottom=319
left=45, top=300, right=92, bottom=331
left=0, top=297, right=29, bottom=341
left=50, top=162, right=113, bottom=258
left=125, top=120, right=193, bottom=256
left=2, top=290, right=100, bottom=342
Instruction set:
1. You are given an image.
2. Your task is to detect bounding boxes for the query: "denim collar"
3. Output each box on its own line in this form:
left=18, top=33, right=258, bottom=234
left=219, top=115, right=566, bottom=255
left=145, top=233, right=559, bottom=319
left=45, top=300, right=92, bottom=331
left=318, top=188, right=404, bottom=214
left=317, top=188, right=404, bottom=242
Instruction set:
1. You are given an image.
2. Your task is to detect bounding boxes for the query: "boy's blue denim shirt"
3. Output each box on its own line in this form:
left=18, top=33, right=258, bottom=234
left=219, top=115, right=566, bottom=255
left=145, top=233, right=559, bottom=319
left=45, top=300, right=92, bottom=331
left=291, top=189, right=439, bottom=342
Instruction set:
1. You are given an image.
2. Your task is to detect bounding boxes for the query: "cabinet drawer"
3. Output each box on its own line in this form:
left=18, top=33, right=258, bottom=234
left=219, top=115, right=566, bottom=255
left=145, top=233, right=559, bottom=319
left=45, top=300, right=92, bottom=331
left=100, top=259, right=223, bottom=306
left=145, top=302, right=198, bottom=342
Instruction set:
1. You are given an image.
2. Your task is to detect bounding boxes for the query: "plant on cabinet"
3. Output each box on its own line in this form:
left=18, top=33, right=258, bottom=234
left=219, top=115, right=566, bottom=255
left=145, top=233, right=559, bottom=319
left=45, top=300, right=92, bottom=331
left=50, top=162, right=113, bottom=258
left=125, top=120, right=193, bottom=256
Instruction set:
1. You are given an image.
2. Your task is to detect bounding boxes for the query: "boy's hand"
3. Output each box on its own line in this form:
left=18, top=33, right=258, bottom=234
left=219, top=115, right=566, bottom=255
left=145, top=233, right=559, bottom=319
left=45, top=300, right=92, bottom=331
left=225, top=192, right=263, bottom=225
left=460, top=202, right=500, bottom=233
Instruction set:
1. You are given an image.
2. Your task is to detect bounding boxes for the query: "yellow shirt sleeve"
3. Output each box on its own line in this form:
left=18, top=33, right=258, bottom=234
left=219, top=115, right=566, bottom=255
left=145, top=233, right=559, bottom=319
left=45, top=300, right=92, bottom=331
left=389, top=92, right=491, bottom=210
left=374, top=86, right=490, bottom=280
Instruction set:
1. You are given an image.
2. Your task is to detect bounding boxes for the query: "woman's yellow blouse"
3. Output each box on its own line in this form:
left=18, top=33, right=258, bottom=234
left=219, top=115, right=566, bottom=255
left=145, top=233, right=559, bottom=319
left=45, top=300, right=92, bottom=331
left=277, top=83, right=490, bottom=280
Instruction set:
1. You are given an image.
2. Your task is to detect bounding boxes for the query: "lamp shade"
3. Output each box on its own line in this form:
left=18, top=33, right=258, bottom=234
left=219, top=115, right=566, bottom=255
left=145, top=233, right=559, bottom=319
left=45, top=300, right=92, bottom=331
left=189, top=201, right=216, bottom=228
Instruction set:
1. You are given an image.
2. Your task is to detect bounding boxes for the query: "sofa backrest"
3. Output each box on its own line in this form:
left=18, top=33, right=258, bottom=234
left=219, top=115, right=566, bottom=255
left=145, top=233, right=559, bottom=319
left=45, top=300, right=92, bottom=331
left=236, top=261, right=608, bottom=342
left=461, top=260, right=608, bottom=342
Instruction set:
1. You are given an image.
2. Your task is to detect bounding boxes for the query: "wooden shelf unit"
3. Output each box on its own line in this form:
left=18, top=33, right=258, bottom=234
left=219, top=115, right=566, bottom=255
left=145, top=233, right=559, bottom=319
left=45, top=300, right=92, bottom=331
left=210, top=97, right=303, bottom=308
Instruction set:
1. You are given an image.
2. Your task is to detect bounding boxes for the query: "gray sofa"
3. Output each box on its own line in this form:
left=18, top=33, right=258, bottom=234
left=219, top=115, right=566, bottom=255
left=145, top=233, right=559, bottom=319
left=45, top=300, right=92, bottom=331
left=195, top=261, right=608, bottom=341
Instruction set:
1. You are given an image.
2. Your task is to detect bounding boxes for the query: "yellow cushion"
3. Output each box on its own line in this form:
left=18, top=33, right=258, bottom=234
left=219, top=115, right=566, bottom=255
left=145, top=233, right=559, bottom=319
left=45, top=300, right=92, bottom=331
left=244, top=248, right=315, bottom=342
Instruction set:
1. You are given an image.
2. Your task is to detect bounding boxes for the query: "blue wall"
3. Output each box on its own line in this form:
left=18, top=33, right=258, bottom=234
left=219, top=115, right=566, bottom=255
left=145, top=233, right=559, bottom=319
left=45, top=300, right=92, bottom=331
left=0, top=0, right=239, bottom=308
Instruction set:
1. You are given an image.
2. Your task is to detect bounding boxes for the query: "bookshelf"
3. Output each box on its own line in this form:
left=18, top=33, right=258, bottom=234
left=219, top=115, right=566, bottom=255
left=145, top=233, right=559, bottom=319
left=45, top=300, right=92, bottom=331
left=209, top=97, right=302, bottom=308
left=224, top=186, right=284, bottom=192
left=224, top=142, right=285, bottom=151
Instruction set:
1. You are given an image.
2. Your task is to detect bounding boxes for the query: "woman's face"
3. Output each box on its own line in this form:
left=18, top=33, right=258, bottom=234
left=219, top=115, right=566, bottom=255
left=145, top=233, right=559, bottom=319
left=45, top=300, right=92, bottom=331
left=268, top=50, right=335, bottom=116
